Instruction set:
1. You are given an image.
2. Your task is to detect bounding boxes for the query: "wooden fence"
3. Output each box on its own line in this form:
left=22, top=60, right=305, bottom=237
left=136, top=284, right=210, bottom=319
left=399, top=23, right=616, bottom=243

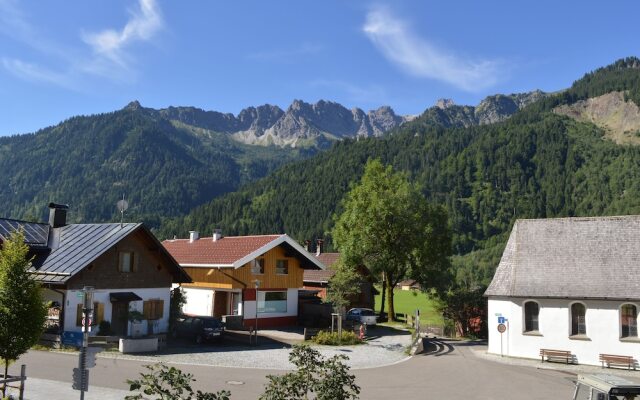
left=1, top=364, right=26, bottom=400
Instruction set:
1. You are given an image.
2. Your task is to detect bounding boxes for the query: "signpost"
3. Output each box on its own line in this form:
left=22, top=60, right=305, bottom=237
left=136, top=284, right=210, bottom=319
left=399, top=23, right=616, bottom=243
left=497, top=322, right=507, bottom=357
left=73, top=286, right=94, bottom=399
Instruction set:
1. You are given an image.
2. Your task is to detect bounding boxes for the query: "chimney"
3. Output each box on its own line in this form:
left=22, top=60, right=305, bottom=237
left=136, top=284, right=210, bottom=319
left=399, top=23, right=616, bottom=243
left=48, top=203, right=69, bottom=228
left=315, top=239, right=324, bottom=256
left=212, top=228, right=222, bottom=242
left=189, top=231, right=199, bottom=243
left=304, top=240, right=312, bottom=252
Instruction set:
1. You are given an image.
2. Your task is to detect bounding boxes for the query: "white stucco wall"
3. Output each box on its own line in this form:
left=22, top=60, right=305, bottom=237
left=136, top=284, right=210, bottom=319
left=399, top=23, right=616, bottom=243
left=64, top=288, right=171, bottom=336
left=488, top=297, right=640, bottom=365
left=244, top=288, right=298, bottom=320
left=182, top=287, right=214, bottom=316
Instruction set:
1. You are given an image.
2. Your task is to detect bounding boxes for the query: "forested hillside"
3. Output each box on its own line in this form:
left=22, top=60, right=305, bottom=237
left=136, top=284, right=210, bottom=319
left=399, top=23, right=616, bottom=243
left=0, top=103, right=312, bottom=225
left=160, top=57, right=640, bottom=286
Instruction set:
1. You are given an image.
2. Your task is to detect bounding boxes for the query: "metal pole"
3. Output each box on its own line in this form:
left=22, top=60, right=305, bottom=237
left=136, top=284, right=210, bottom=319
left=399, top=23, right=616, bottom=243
left=19, top=365, right=25, bottom=400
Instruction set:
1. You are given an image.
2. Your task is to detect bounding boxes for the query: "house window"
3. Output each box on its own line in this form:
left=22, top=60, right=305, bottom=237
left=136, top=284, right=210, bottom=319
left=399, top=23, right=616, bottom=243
left=621, top=304, right=638, bottom=338
left=570, top=302, right=587, bottom=336
left=252, top=258, right=265, bottom=275
left=523, top=301, right=539, bottom=332
left=257, top=291, right=287, bottom=313
left=143, top=299, right=165, bottom=320
left=119, top=251, right=135, bottom=273
left=276, top=259, right=288, bottom=275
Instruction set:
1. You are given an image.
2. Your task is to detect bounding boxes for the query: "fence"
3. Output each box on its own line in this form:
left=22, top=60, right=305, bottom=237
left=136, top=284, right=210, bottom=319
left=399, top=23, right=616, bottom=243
left=1, top=364, right=26, bottom=400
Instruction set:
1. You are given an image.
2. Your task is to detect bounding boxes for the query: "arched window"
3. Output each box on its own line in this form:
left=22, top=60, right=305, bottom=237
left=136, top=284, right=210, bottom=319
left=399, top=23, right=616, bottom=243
left=621, top=304, right=638, bottom=338
left=523, top=301, right=539, bottom=332
left=570, top=303, right=586, bottom=336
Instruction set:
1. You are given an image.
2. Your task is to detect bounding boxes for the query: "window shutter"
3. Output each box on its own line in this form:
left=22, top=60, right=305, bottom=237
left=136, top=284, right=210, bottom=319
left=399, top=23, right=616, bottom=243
left=143, top=301, right=151, bottom=320
left=155, top=300, right=164, bottom=319
left=76, top=303, right=83, bottom=326
left=94, top=302, right=105, bottom=325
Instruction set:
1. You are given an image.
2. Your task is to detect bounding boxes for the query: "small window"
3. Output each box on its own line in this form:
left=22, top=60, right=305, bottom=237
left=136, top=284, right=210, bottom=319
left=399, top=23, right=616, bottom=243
left=119, top=251, right=135, bottom=273
left=524, top=301, right=539, bottom=332
left=571, top=303, right=586, bottom=336
left=143, top=299, right=165, bottom=320
left=276, top=259, right=288, bottom=275
left=253, top=258, right=265, bottom=275
left=621, top=304, right=638, bottom=338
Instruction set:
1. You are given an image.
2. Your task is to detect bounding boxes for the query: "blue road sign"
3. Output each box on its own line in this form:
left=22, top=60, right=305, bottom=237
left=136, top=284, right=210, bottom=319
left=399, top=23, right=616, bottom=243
left=497, top=316, right=506, bottom=324
left=61, top=331, right=83, bottom=347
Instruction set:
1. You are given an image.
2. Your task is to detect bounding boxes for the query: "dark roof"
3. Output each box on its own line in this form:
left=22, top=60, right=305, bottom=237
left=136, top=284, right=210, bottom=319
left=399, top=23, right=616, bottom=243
left=0, top=219, right=49, bottom=247
left=314, top=252, right=340, bottom=268
left=304, top=269, right=335, bottom=283
left=26, top=223, right=190, bottom=284
left=110, top=292, right=143, bottom=302
left=485, top=216, right=640, bottom=300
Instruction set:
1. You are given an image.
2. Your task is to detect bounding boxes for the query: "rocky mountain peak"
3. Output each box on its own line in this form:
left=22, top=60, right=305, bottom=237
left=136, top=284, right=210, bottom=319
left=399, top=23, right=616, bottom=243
left=124, top=100, right=142, bottom=111
left=435, top=98, right=456, bottom=110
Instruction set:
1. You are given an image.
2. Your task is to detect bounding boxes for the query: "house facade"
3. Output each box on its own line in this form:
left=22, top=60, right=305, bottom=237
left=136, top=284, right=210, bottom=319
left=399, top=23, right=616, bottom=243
left=0, top=203, right=189, bottom=338
left=162, top=231, right=325, bottom=328
left=485, top=216, right=640, bottom=366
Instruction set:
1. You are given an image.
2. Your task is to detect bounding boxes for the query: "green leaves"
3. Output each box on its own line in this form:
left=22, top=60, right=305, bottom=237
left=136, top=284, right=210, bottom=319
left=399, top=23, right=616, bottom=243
left=125, top=363, right=231, bottom=400
left=260, top=344, right=360, bottom=400
left=0, top=230, right=47, bottom=395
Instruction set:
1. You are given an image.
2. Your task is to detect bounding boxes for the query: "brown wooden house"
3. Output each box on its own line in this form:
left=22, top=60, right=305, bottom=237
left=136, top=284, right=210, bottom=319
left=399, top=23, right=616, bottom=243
left=0, top=203, right=190, bottom=338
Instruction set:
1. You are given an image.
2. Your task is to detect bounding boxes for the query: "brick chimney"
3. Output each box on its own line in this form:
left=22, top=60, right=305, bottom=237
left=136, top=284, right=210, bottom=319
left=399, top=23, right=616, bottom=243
left=212, top=228, right=222, bottom=242
left=48, top=203, right=69, bottom=228
left=304, top=239, right=312, bottom=252
left=315, top=239, right=324, bottom=256
left=189, top=231, right=199, bottom=243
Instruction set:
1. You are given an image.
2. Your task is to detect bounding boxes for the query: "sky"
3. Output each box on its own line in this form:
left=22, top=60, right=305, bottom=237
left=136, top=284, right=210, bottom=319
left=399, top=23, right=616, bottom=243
left=0, top=0, right=638, bottom=136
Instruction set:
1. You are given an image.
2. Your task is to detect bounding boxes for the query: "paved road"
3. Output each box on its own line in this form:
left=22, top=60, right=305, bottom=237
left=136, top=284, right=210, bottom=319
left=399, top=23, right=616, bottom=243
left=8, top=338, right=576, bottom=399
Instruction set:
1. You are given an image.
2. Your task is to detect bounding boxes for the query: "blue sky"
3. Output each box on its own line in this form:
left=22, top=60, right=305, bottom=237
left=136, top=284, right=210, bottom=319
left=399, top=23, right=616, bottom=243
left=0, top=0, right=638, bottom=136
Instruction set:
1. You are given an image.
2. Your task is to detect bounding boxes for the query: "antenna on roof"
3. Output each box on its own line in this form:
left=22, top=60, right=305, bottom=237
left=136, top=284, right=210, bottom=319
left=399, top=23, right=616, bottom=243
left=116, top=194, right=129, bottom=228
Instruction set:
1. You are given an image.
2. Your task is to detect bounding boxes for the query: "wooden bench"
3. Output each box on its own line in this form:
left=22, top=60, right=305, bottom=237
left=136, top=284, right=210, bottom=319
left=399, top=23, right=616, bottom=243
left=599, top=353, right=635, bottom=370
left=540, top=349, right=573, bottom=364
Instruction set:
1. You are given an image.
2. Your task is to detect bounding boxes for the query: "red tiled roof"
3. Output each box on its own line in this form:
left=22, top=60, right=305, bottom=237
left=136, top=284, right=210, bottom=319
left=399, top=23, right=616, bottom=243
left=162, top=235, right=282, bottom=266
left=314, top=252, right=340, bottom=268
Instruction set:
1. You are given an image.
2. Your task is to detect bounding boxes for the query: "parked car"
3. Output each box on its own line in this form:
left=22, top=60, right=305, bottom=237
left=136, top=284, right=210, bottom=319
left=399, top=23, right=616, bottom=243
left=346, top=308, right=378, bottom=326
left=172, top=316, right=225, bottom=344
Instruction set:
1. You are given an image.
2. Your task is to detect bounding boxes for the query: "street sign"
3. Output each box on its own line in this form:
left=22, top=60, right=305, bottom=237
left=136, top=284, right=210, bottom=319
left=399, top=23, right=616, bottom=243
left=497, top=316, right=506, bottom=324
left=61, top=331, right=83, bottom=347
left=497, top=323, right=507, bottom=333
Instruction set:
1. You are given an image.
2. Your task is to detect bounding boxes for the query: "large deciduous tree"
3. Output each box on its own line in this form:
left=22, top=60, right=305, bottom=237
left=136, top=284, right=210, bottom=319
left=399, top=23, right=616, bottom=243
left=0, top=230, right=47, bottom=397
left=332, top=159, right=451, bottom=320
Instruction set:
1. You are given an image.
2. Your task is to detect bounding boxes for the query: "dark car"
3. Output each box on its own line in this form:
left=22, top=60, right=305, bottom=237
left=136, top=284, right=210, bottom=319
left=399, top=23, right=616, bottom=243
left=172, top=316, right=225, bottom=344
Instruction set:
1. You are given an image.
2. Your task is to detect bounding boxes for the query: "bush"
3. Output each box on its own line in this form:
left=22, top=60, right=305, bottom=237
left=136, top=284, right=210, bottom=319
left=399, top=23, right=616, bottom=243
left=97, top=320, right=112, bottom=336
left=312, top=331, right=361, bottom=345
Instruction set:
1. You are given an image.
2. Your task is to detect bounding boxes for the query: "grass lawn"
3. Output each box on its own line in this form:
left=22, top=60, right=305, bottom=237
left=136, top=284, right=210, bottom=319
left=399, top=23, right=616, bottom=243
left=374, top=287, right=443, bottom=326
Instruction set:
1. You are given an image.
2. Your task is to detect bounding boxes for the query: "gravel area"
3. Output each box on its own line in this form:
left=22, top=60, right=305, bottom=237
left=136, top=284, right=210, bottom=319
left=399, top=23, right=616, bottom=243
left=98, top=326, right=412, bottom=370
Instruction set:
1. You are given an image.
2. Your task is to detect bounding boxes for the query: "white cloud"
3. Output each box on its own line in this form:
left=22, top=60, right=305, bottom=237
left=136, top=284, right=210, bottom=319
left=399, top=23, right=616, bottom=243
left=2, top=58, right=77, bottom=89
left=363, top=6, right=502, bottom=92
left=82, top=0, right=163, bottom=67
left=0, top=0, right=163, bottom=88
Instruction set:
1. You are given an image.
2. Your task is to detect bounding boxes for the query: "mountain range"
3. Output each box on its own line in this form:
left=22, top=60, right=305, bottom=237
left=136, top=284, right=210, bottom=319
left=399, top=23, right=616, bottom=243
left=157, top=57, right=640, bottom=287
left=0, top=90, right=540, bottom=225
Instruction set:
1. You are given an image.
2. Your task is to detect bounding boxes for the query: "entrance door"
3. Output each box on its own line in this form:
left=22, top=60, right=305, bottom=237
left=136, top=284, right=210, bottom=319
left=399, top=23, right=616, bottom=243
left=111, top=301, right=129, bottom=336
